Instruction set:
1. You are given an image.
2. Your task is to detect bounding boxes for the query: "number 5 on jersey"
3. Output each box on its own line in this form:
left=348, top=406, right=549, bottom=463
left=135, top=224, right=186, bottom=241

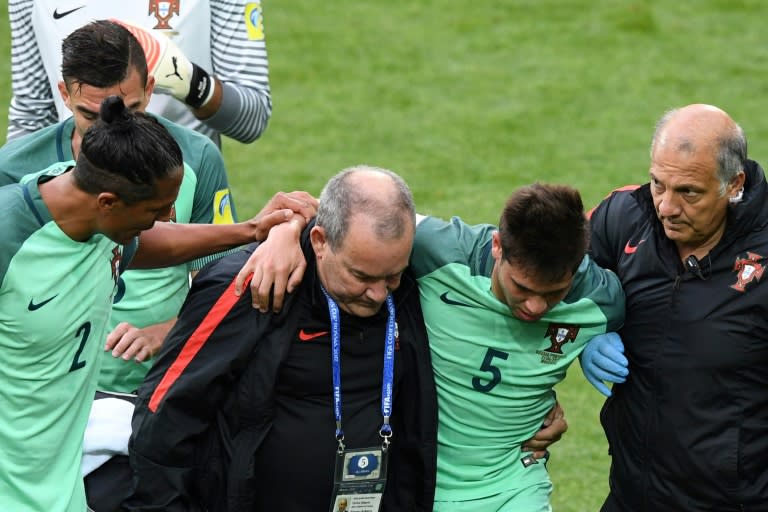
left=472, top=348, right=509, bottom=392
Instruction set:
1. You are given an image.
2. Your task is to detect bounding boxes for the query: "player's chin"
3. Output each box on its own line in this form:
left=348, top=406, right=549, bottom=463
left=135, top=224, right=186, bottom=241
left=661, top=220, right=689, bottom=236
left=514, top=310, right=543, bottom=322
left=111, top=231, right=141, bottom=245
left=345, top=302, right=384, bottom=318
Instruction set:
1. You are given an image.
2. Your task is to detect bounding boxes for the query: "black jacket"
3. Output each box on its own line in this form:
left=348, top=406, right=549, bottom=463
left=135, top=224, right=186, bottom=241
left=589, top=160, right=768, bottom=511
left=124, top=228, right=437, bottom=511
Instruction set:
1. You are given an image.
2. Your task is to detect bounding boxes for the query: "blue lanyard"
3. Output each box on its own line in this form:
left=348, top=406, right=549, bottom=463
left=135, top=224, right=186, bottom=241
left=320, top=286, right=396, bottom=453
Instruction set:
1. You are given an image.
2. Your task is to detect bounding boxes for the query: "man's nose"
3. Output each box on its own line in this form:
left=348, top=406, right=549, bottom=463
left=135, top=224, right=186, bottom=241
left=525, top=295, right=548, bottom=316
left=656, top=192, right=680, bottom=217
left=366, top=280, right=389, bottom=303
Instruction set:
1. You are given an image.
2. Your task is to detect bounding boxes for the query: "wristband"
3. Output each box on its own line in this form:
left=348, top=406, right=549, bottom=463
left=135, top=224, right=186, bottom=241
left=185, top=63, right=217, bottom=109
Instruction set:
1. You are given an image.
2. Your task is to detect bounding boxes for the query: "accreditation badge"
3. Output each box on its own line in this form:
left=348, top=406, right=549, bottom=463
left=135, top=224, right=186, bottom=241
left=329, top=446, right=389, bottom=512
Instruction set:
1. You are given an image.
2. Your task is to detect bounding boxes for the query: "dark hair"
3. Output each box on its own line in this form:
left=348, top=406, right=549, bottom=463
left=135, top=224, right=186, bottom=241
left=61, top=19, right=148, bottom=90
left=498, top=183, right=589, bottom=282
left=74, top=96, right=183, bottom=204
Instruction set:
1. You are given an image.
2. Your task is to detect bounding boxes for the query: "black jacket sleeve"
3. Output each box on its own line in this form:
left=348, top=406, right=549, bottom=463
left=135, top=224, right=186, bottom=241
left=124, top=246, right=271, bottom=511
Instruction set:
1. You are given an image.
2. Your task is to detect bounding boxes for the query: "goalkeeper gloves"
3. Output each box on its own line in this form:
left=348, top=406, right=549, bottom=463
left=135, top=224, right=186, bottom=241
left=116, top=19, right=216, bottom=109
left=579, top=332, right=628, bottom=397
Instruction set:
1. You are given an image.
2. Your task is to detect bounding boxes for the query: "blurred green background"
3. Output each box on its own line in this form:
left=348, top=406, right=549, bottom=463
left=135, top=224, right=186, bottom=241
left=2, top=1, right=767, bottom=510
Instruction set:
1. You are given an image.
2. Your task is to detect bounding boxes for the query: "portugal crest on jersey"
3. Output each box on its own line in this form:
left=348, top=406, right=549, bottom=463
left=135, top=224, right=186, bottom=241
left=148, top=0, right=180, bottom=30
left=731, top=252, right=764, bottom=292
left=543, top=323, right=580, bottom=354
left=536, top=323, right=580, bottom=364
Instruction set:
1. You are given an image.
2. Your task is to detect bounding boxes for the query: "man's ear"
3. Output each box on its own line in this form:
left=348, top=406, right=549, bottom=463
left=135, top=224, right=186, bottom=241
left=729, top=171, right=746, bottom=198
left=491, top=230, right=502, bottom=260
left=144, top=74, right=156, bottom=106
left=726, top=171, right=746, bottom=204
left=310, top=226, right=328, bottom=259
left=58, top=80, right=71, bottom=108
left=96, top=192, right=121, bottom=212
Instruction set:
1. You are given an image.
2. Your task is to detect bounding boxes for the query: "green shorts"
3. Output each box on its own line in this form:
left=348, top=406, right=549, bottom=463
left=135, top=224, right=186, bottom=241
left=433, top=479, right=553, bottom=512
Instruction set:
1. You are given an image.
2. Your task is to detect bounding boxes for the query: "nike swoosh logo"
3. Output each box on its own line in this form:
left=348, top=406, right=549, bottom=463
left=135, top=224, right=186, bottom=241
left=624, top=239, right=646, bottom=254
left=28, top=294, right=58, bottom=311
left=439, top=292, right=475, bottom=308
left=53, top=6, right=85, bottom=19
left=298, top=329, right=329, bottom=342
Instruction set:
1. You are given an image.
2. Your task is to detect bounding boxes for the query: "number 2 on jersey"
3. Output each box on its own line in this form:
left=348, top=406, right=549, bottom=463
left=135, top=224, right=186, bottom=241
left=69, top=321, right=91, bottom=372
left=472, top=347, right=509, bottom=392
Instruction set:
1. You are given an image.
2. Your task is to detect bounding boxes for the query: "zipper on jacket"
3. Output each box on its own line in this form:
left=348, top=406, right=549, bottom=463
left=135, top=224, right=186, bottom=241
left=643, top=271, right=683, bottom=508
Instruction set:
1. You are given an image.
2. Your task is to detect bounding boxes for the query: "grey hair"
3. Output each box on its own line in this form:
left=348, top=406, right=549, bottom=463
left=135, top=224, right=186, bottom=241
left=316, top=165, right=416, bottom=250
left=651, top=108, right=747, bottom=196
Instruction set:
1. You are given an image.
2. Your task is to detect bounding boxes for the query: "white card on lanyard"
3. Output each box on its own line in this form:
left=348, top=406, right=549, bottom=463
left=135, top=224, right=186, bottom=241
left=329, top=446, right=389, bottom=512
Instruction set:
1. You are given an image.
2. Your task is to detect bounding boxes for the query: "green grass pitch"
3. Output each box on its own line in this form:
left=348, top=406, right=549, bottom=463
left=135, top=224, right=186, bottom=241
left=2, top=1, right=767, bottom=509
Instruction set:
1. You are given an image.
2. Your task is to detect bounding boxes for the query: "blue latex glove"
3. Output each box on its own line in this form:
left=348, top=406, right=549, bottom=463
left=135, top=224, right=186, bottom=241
left=580, top=332, right=628, bottom=397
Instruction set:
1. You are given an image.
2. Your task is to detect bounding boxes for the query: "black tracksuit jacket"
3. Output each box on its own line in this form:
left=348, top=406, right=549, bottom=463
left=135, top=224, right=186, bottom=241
left=124, top=228, right=437, bottom=511
left=589, top=160, right=768, bottom=511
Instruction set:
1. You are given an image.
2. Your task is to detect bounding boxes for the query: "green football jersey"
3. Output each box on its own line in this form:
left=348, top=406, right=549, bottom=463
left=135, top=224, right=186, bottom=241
left=0, top=169, right=125, bottom=511
left=410, top=216, right=625, bottom=503
left=0, top=116, right=236, bottom=392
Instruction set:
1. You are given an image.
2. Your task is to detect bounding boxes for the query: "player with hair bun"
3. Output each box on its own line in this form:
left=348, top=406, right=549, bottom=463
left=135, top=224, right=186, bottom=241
left=0, top=96, right=312, bottom=512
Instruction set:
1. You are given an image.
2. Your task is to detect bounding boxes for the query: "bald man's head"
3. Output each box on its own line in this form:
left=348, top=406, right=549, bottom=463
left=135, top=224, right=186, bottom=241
left=315, top=165, right=416, bottom=251
left=651, top=104, right=746, bottom=191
